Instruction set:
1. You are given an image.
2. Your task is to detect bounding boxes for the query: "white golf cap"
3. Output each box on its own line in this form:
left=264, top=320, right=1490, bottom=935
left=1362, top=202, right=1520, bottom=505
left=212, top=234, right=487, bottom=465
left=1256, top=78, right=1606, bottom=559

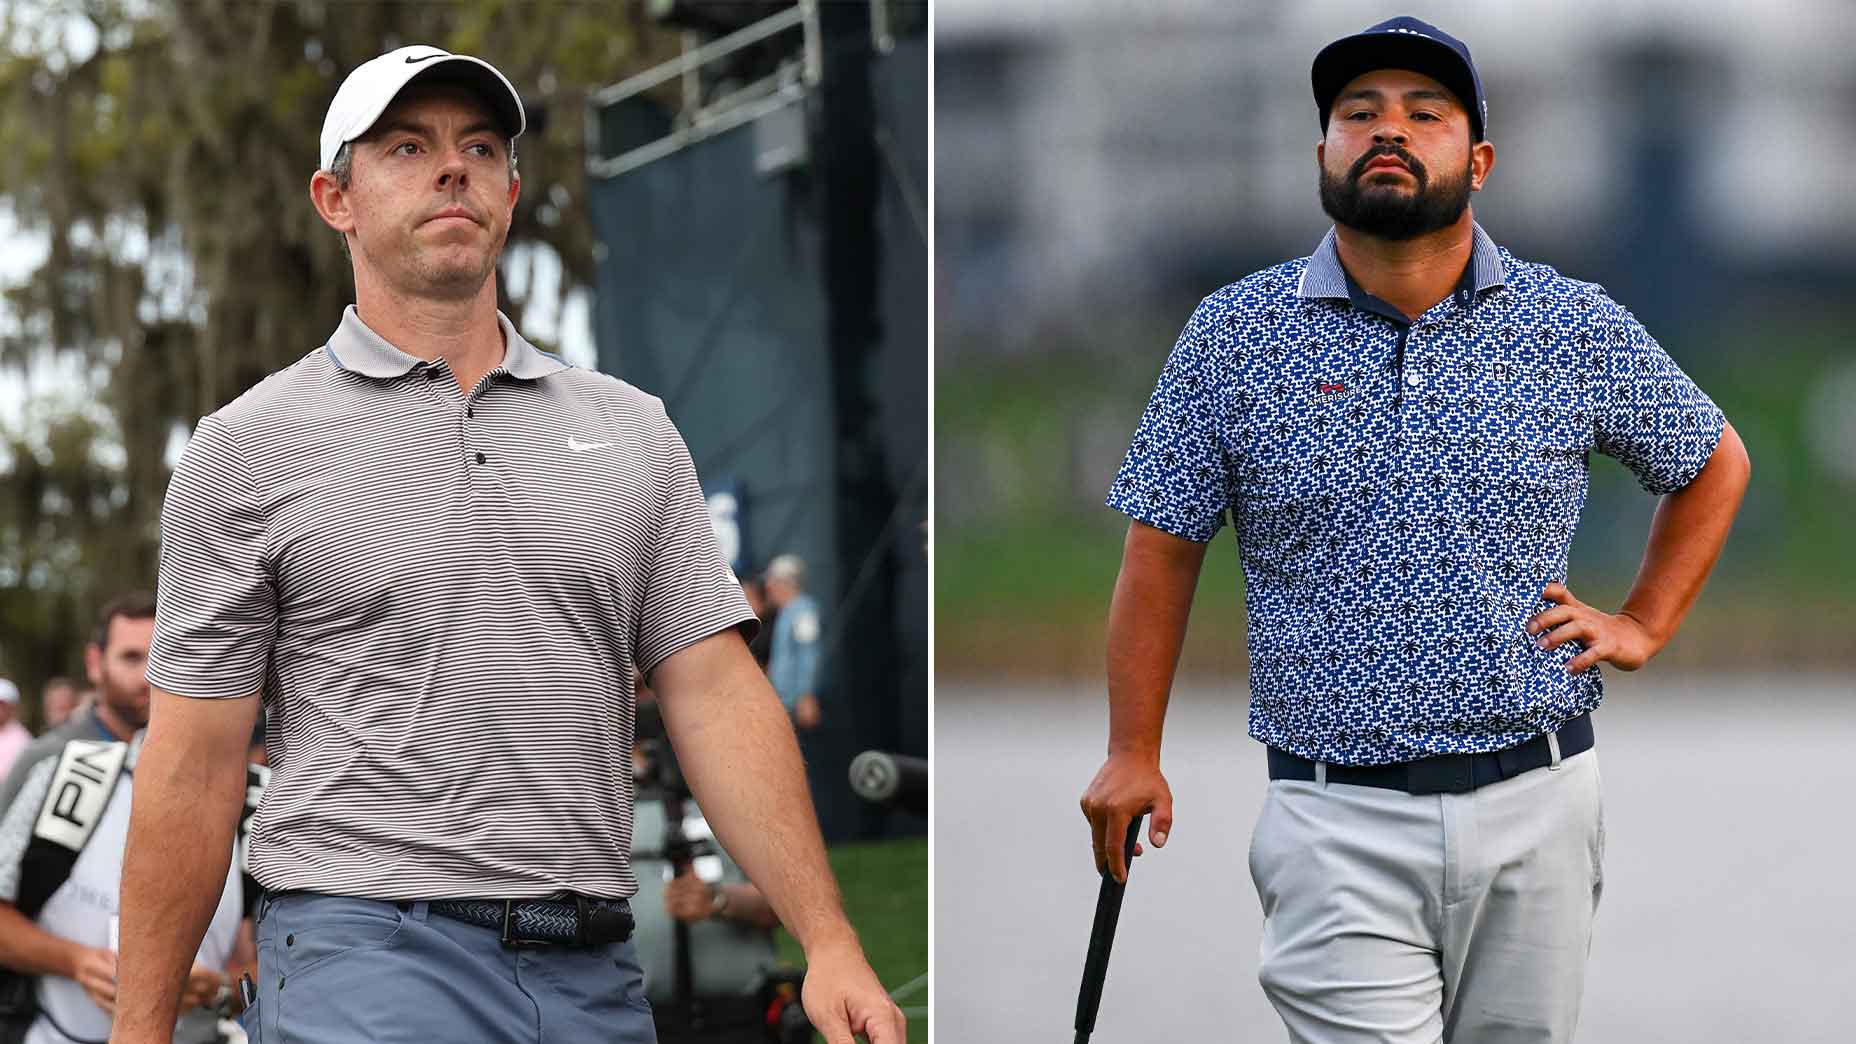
left=319, top=45, right=525, bottom=171
left=766, top=554, right=806, bottom=584
left=0, top=679, right=18, bottom=705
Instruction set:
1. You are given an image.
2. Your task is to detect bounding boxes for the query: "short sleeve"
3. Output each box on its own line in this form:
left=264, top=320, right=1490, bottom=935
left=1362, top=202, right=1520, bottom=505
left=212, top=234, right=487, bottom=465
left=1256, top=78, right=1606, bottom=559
left=145, top=416, right=279, bottom=699
left=1105, top=298, right=1236, bottom=542
left=634, top=408, right=759, bottom=673
left=0, top=757, right=56, bottom=903
left=1591, top=306, right=1727, bottom=495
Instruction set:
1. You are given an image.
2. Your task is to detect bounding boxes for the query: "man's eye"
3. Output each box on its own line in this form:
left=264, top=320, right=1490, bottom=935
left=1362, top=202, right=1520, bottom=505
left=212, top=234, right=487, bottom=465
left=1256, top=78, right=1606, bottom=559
left=1346, top=110, right=1373, bottom=120
left=1414, top=111, right=1441, bottom=121
left=395, top=142, right=421, bottom=154
left=469, top=143, right=493, bottom=157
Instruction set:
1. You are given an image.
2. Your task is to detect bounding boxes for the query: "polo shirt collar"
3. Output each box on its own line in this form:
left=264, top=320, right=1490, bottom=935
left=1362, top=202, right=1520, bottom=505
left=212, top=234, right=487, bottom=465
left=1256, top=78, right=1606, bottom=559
left=1296, top=220, right=1507, bottom=303
left=323, top=305, right=570, bottom=381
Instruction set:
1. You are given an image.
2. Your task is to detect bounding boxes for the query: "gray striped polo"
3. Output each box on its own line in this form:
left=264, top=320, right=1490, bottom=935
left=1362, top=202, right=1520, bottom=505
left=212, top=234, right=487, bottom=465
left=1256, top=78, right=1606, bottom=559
left=146, top=306, right=756, bottom=901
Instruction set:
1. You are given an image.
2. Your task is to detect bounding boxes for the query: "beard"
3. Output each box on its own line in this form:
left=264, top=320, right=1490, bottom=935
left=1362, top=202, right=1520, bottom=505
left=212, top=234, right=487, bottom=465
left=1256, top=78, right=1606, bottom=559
left=1319, top=144, right=1472, bottom=241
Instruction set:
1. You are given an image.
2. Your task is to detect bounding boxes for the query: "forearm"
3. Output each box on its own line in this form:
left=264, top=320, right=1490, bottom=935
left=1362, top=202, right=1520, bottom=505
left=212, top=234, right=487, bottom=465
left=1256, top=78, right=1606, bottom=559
left=659, top=647, right=854, bottom=954
left=0, top=902, right=83, bottom=978
left=1617, top=423, right=1751, bottom=647
left=718, top=883, right=782, bottom=930
left=1104, top=521, right=1210, bottom=760
left=112, top=726, right=246, bottom=1038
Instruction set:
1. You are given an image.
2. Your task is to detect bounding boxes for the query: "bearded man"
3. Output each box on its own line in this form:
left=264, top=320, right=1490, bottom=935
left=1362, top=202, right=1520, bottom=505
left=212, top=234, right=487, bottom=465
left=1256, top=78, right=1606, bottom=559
left=1080, top=16, right=1749, bottom=1043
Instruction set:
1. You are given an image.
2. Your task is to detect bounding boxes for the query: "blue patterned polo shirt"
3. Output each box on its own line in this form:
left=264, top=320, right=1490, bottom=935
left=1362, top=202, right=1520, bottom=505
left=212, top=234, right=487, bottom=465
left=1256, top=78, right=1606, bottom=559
left=1107, top=222, right=1726, bottom=765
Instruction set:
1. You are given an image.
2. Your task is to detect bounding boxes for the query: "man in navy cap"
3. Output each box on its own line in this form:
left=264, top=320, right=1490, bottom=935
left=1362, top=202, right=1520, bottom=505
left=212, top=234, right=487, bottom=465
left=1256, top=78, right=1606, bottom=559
left=1081, top=15, right=1750, bottom=1042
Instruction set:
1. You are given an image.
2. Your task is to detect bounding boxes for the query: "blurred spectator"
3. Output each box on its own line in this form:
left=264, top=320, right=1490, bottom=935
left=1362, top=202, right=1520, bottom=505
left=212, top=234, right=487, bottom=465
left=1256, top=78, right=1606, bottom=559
left=38, top=679, right=80, bottom=732
left=0, top=727, right=246, bottom=1044
left=0, top=590, right=242, bottom=1044
left=0, top=593, right=155, bottom=816
left=763, top=555, right=823, bottom=730
left=0, top=682, right=28, bottom=780
left=740, top=576, right=776, bottom=671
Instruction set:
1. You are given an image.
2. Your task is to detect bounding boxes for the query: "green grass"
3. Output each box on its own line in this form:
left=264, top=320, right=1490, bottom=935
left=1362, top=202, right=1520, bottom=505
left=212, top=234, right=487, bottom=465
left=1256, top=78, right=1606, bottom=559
left=777, top=838, right=928, bottom=1044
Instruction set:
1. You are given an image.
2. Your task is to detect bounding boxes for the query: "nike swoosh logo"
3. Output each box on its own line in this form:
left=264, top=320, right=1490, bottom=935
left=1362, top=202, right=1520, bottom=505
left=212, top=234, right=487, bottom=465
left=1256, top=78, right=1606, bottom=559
left=404, top=53, right=446, bottom=64
left=567, top=437, right=615, bottom=453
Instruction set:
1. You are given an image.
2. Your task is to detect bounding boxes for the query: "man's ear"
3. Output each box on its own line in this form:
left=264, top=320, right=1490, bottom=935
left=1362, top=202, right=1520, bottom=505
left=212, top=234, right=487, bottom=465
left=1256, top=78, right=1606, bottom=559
left=84, top=643, right=103, bottom=688
left=1470, top=139, right=1496, bottom=192
left=309, top=168, right=357, bottom=236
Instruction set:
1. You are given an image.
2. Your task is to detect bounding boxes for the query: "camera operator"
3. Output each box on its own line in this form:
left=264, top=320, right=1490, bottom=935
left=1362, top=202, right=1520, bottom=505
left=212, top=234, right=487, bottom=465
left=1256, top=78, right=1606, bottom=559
left=633, top=688, right=810, bottom=1044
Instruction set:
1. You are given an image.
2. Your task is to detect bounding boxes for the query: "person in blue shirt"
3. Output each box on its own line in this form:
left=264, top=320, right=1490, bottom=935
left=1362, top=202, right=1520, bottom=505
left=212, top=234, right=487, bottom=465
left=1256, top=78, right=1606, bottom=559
left=764, top=555, right=823, bottom=730
left=1079, top=16, right=1750, bottom=1043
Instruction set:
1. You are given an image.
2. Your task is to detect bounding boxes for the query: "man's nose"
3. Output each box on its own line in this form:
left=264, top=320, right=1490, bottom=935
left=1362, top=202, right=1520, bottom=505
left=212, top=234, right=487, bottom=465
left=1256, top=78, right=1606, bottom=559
left=1372, top=125, right=1409, bottom=147
left=436, top=157, right=469, bottom=189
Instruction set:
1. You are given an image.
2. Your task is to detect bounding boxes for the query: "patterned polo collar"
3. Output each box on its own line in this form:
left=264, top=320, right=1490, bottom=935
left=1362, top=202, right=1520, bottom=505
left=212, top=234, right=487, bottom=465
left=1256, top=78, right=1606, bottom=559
left=322, top=305, right=569, bottom=381
left=1296, top=221, right=1508, bottom=313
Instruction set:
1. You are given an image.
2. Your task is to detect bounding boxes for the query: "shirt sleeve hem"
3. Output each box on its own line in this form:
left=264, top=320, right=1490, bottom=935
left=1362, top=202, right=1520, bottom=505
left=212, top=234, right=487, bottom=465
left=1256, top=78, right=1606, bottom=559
left=1637, top=410, right=1727, bottom=496
left=1104, top=496, right=1222, bottom=544
left=142, top=667, right=265, bottom=701
left=637, top=610, right=764, bottom=678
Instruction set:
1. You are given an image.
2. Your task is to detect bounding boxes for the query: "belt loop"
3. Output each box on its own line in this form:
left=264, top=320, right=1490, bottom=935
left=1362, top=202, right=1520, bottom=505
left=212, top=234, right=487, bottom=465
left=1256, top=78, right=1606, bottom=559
left=1547, top=731, right=1563, bottom=770
left=1314, top=761, right=1327, bottom=787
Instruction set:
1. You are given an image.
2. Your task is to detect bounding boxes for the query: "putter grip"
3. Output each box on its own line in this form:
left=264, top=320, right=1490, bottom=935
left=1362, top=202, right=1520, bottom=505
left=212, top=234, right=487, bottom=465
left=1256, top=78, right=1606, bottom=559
left=1072, top=814, right=1144, bottom=1043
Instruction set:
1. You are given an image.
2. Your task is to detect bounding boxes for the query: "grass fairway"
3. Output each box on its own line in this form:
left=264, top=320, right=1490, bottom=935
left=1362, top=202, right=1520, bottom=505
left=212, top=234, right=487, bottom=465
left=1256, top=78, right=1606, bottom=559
left=778, top=837, right=928, bottom=1044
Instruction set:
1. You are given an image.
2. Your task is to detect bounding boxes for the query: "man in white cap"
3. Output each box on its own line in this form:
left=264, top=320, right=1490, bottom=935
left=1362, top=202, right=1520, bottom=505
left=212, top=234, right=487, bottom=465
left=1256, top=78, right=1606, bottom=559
left=764, top=555, right=824, bottom=730
left=0, top=681, right=29, bottom=782
left=111, top=46, right=903, bottom=1044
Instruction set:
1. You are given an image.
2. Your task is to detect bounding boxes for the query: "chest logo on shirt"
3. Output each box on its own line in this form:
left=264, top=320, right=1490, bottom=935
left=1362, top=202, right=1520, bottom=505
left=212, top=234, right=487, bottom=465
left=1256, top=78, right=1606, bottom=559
left=1307, top=381, right=1358, bottom=405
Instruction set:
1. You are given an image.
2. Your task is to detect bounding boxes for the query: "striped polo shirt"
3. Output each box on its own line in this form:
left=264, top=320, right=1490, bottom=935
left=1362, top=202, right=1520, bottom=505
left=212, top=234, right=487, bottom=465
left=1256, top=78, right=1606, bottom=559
left=146, top=306, right=755, bottom=901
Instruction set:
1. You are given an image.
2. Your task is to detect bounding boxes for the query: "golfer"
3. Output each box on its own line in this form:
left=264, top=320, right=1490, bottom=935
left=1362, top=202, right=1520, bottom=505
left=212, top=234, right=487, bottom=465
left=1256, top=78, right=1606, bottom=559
left=1080, top=16, right=1749, bottom=1042
left=108, top=46, right=902, bottom=1044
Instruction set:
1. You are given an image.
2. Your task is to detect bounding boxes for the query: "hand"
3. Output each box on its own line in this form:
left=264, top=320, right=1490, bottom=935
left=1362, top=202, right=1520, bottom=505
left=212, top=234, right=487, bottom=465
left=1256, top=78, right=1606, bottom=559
left=800, top=939, right=906, bottom=1044
left=71, top=946, right=117, bottom=1015
left=179, top=963, right=227, bottom=1011
left=1079, top=751, right=1173, bottom=883
left=664, top=871, right=716, bottom=923
left=795, top=693, right=822, bottom=730
left=1527, top=581, right=1662, bottom=674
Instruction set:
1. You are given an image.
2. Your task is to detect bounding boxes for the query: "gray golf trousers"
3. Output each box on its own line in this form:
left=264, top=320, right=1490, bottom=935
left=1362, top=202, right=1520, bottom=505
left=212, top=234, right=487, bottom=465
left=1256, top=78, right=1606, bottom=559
left=241, top=892, right=656, bottom=1043
left=1248, top=747, right=1604, bottom=1043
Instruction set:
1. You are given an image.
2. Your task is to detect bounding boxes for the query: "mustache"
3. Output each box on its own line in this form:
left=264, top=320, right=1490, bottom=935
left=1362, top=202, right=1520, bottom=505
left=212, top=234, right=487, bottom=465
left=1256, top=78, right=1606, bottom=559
left=1349, top=145, right=1427, bottom=185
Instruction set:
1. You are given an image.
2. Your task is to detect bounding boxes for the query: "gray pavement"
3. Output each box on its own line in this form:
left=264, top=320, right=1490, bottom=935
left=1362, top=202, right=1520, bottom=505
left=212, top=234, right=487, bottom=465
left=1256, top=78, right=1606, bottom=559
left=934, top=673, right=1856, bottom=1042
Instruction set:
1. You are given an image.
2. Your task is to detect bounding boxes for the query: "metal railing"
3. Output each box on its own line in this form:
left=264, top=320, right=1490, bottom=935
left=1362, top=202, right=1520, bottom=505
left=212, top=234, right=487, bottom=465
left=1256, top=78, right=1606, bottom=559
left=585, top=1, right=821, bottom=180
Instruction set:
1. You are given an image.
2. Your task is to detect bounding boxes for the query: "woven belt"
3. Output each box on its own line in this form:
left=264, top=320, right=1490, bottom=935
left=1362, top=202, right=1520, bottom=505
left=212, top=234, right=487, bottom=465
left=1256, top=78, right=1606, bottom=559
left=428, top=896, right=635, bottom=949
left=1268, top=712, right=1595, bottom=795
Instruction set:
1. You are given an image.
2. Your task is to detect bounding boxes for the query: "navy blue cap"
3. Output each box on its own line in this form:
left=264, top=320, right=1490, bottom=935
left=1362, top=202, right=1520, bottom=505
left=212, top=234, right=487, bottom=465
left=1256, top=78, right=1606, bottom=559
left=1313, top=16, right=1487, bottom=141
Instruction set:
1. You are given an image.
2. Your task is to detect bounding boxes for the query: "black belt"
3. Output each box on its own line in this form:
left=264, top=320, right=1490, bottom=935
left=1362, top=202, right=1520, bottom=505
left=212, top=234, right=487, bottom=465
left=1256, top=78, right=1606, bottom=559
left=428, top=896, right=635, bottom=949
left=1267, top=713, right=1594, bottom=795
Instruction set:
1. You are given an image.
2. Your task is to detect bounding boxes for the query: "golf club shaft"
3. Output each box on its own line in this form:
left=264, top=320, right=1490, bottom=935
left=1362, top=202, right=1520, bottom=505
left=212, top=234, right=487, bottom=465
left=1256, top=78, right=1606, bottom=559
left=1072, top=814, right=1144, bottom=1044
